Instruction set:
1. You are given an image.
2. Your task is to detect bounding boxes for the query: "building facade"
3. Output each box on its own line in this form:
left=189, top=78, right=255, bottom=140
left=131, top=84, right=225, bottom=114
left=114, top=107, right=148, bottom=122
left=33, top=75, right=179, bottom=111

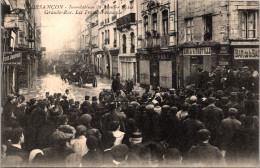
left=136, top=0, right=178, bottom=89
left=1, top=0, right=42, bottom=104
left=117, top=0, right=138, bottom=83
left=177, top=0, right=259, bottom=86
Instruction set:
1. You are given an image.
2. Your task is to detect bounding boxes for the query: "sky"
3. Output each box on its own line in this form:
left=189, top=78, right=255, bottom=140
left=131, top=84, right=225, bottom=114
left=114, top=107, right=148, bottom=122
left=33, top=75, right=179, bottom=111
left=35, top=0, right=97, bottom=52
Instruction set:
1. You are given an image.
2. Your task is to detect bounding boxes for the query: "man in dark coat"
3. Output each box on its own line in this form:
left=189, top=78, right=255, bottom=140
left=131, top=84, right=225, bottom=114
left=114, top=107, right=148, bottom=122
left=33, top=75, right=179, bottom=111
left=82, top=136, right=103, bottom=167
left=182, top=105, right=205, bottom=153
left=101, top=103, right=126, bottom=132
left=188, top=129, right=225, bottom=167
left=219, top=108, right=241, bottom=155
left=60, top=96, right=70, bottom=115
left=42, top=131, right=75, bottom=167
left=80, top=96, right=91, bottom=114
left=197, top=67, right=209, bottom=89
left=6, top=127, right=27, bottom=163
left=112, top=73, right=122, bottom=93
left=2, top=94, right=17, bottom=127
left=202, top=97, right=224, bottom=146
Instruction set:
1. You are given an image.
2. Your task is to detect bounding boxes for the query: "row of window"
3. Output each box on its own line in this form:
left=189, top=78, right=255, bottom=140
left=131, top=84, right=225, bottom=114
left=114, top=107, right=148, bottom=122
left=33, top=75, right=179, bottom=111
left=143, top=10, right=169, bottom=36
left=122, top=32, right=135, bottom=53
left=185, top=10, right=258, bottom=42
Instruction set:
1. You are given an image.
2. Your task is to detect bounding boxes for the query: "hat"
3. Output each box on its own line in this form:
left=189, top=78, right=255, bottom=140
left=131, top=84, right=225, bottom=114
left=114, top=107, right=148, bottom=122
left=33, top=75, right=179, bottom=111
left=50, top=107, right=63, bottom=118
left=85, top=96, right=90, bottom=100
left=146, top=104, right=154, bottom=110
left=162, top=105, right=170, bottom=110
left=80, top=114, right=92, bottom=125
left=130, top=131, right=142, bottom=139
left=92, top=96, right=98, bottom=101
left=230, top=92, right=238, bottom=96
left=154, top=106, right=162, bottom=115
left=216, top=90, right=224, bottom=96
left=197, top=129, right=210, bottom=142
left=51, top=131, right=72, bottom=145
left=243, top=66, right=249, bottom=69
left=76, top=125, right=87, bottom=135
left=116, top=73, right=120, bottom=77
left=62, top=95, right=67, bottom=100
left=164, top=148, right=182, bottom=163
left=152, top=100, right=159, bottom=105
left=111, top=144, right=129, bottom=162
left=190, top=95, right=197, bottom=102
left=207, top=97, right=216, bottom=104
left=228, top=108, right=238, bottom=115
left=58, top=125, right=76, bottom=137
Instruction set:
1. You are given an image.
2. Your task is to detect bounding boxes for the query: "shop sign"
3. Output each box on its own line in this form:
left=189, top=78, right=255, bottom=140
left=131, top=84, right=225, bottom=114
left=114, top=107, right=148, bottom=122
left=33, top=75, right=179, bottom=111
left=234, top=48, right=259, bottom=60
left=4, top=14, right=19, bottom=28
left=183, top=47, right=211, bottom=55
left=4, top=52, right=22, bottom=65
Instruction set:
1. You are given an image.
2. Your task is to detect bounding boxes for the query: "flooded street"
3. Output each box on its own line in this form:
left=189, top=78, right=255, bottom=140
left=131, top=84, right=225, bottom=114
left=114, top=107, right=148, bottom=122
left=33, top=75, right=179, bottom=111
left=28, top=73, right=113, bottom=102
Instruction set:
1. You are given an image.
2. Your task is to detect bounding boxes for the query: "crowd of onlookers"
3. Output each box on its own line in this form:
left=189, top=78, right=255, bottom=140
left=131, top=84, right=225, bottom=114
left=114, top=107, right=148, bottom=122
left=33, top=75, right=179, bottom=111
left=1, top=68, right=259, bottom=167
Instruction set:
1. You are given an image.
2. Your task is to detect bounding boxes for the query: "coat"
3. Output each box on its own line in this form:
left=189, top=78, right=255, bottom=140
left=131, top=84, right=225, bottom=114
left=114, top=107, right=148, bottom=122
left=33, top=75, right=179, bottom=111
left=82, top=150, right=103, bottom=167
left=6, top=145, right=28, bottom=162
left=188, top=143, right=225, bottom=167
left=42, top=147, right=75, bottom=167
left=182, top=118, right=205, bottom=152
left=219, top=117, right=241, bottom=150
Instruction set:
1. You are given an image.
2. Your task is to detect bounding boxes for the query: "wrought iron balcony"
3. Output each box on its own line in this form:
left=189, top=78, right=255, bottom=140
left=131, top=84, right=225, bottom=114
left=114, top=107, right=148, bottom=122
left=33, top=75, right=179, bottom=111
left=116, top=13, right=136, bottom=29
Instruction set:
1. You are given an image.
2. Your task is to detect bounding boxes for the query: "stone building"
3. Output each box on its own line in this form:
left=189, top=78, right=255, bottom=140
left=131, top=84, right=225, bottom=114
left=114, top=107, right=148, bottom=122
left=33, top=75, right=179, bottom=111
left=116, top=0, right=138, bottom=83
left=136, top=0, right=178, bottom=89
left=1, top=0, right=42, bottom=103
left=177, top=0, right=259, bottom=86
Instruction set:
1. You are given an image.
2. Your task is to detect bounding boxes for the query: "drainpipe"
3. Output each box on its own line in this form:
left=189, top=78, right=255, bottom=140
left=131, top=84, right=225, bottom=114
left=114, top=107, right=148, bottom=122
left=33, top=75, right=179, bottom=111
left=176, top=0, right=180, bottom=89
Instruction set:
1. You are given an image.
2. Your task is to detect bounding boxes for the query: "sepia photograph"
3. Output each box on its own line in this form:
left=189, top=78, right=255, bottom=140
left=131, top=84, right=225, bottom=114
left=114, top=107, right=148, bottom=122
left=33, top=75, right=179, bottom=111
left=1, top=0, right=259, bottom=167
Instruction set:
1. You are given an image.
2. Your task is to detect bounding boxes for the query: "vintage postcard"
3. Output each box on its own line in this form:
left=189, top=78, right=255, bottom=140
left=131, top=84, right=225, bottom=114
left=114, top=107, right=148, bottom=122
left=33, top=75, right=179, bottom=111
left=1, top=0, right=259, bottom=167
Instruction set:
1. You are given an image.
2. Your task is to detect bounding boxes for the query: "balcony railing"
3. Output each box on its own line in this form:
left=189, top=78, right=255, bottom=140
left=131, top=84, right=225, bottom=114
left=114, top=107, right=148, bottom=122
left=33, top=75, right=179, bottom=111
left=116, top=13, right=136, bottom=29
left=161, top=35, right=169, bottom=48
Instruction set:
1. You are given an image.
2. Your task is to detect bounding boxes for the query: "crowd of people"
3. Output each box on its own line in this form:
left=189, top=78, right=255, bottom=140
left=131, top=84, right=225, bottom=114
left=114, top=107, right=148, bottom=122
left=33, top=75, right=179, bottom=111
left=1, top=70, right=259, bottom=167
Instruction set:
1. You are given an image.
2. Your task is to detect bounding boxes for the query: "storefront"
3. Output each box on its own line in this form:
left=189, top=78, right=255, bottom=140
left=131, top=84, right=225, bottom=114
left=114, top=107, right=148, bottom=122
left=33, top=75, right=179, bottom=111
left=231, top=45, right=259, bottom=71
left=137, top=51, right=177, bottom=89
left=119, top=54, right=136, bottom=83
left=181, top=44, right=219, bottom=86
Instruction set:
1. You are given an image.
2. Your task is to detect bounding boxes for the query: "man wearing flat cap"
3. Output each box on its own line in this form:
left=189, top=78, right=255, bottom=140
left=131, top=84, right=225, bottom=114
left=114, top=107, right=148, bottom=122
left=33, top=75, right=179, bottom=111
left=111, top=144, right=129, bottom=166
left=42, top=131, right=75, bottom=166
left=219, top=108, right=241, bottom=155
left=202, top=97, right=224, bottom=146
left=188, top=129, right=225, bottom=167
left=80, top=96, right=91, bottom=114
